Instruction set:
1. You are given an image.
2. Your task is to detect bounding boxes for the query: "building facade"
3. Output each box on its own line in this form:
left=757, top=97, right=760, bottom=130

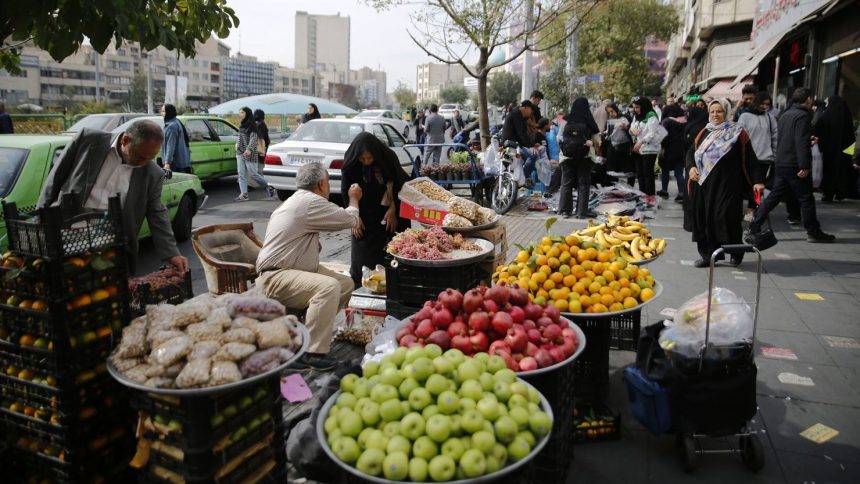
left=273, top=66, right=321, bottom=97
left=295, top=12, right=350, bottom=74
left=222, top=54, right=274, bottom=101
left=415, top=63, right=468, bottom=103
left=350, top=66, right=387, bottom=107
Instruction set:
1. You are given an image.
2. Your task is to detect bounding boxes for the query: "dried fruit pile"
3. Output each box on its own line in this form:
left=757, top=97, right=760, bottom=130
left=387, top=227, right=480, bottom=261
left=407, top=180, right=497, bottom=228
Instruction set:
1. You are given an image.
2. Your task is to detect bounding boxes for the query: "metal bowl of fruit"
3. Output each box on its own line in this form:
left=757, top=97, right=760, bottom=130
left=419, top=215, right=500, bottom=234
left=561, top=280, right=663, bottom=320
left=316, top=359, right=555, bottom=484
left=627, top=253, right=660, bottom=266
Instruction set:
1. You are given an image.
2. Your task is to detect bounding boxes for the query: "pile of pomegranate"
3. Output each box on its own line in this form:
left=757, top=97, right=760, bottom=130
left=395, top=284, right=580, bottom=372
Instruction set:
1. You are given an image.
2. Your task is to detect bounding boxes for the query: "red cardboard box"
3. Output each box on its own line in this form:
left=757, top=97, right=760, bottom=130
left=399, top=199, right=449, bottom=225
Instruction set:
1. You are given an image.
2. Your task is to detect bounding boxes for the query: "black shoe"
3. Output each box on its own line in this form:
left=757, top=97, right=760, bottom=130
left=807, top=231, right=836, bottom=243
left=728, top=256, right=743, bottom=267
left=575, top=211, right=597, bottom=219
left=543, top=191, right=556, bottom=199
left=292, top=353, right=338, bottom=371
left=694, top=259, right=709, bottom=268
left=656, top=190, right=669, bottom=198
left=820, top=195, right=834, bottom=203
left=786, top=217, right=800, bottom=226
left=674, top=195, right=684, bottom=202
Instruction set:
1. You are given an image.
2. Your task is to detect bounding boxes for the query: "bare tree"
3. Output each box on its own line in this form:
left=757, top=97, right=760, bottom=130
left=367, top=0, right=598, bottom=147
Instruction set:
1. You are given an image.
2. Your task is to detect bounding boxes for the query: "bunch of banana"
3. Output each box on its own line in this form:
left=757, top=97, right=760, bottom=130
left=572, top=215, right=667, bottom=262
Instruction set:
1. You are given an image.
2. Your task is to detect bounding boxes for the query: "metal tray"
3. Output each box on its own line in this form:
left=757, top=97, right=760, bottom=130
left=562, top=280, right=663, bottom=319
left=397, top=315, right=587, bottom=377
left=107, top=323, right=309, bottom=397
left=390, top=238, right=493, bottom=268
left=628, top=252, right=661, bottom=266
left=316, top=379, right=554, bottom=484
left=419, top=215, right=500, bottom=234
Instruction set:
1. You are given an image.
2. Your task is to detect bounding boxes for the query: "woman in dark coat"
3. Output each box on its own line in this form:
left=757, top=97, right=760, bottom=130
left=603, top=103, right=635, bottom=186
left=684, top=105, right=708, bottom=153
left=658, top=104, right=687, bottom=201
left=301, top=103, right=321, bottom=124
left=254, top=109, right=270, bottom=171
left=558, top=97, right=599, bottom=218
left=341, top=132, right=412, bottom=285
left=816, top=95, right=857, bottom=201
left=686, top=99, right=764, bottom=267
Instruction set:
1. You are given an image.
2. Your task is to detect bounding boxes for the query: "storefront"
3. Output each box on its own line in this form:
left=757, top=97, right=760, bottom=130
left=814, top=0, right=860, bottom=119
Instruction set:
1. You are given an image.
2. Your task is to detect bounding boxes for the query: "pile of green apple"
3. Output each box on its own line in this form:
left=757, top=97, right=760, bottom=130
left=322, top=344, right=553, bottom=481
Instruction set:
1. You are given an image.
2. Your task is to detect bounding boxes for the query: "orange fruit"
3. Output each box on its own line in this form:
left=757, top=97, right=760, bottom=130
left=554, top=299, right=569, bottom=312
left=592, top=262, right=605, bottom=275
left=565, top=235, right=579, bottom=246
left=65, top=257, right=86, bottom=268
left=72, top=294, right=92, bottom=308
left=550, top=272, right=564, bottom=284
left=618, top=278, right=630, bottom=288
left=572, top=282, right=586, bottom=295
left=629, top=283, right=641, bottom=297
left=533, top=272, right=548, bottom=284
left=600, top=294, right=615, bottom=306
left=568, top=300, right=583, bottom=313
left=563, top=275, right=577, bottom=287
left=536, top=289, right=549, bottom=300
left=597, top=250, right=612, bottom=263
left=18, top=335, right=35, bottom=346
left=18, top=300, right=33, bottom=309
left=585, top=248, right=598, bottom=260
left=91, top=289, right=110, bottom=302
left=588, top=282, right=602, bottom=294
left=543, top=279, right=556, bottom=291
left=30, top=300, right=48, bottom=311
left=620, top=287, right=633, bottom=298
left=603, top=271, right=616, bottom=283
left=641, top=288, right=655, bottom=302
left=599, top=286, right=613, bottom=296
left=539, top=265, right=552, bottom=276
left=609, top=302, right=624, bottom=312
left=576, top=250, right=588, bottom=263
left=547, top=246, right=560, bottom=258
left=591, top=303, right=608, bottom=313
left=623, top=297, right=639, bottom=309
left=579, top=295, right=592, bottom=307
left=571, top=265, right=585, bottom=278
left=536, top=255, right=548, bottom=266
left=96, top=326, right=112, bottom=338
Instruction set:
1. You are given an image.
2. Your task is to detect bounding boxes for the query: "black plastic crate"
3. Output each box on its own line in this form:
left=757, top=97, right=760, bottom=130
left=0, top=357, right=116, bottom=409
left=570, top=317, right=611, bottom=403
left=385, top=258, right=484, bottom=307
left=142, top=440, right=281, bottom=484
left=563, top=309, right=642, bottom=351
left=520, top=363, right=575, bottom=482
left=0, top=254, right=128, bottom=302
left=385, top=299, right=421, bottom=320
left=574, top=401, right=621, bottom=444
left=129, top=268, right=194, bottom=317
left=0, top=293, right=126, bottom=345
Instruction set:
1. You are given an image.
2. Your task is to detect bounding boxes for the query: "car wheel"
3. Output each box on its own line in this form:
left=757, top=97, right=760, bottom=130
left=172, top=194, right=194, bottom=242
left=276, top=189, right=293, bottom=201
left=403, top=125, right=410, bottom=140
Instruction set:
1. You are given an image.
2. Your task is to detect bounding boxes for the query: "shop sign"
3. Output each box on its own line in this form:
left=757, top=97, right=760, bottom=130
left=751, top=0, right=834, bottom=50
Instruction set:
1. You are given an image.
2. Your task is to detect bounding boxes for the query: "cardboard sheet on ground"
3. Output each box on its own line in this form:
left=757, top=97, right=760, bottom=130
left=800, top=423, right=839, bottom=444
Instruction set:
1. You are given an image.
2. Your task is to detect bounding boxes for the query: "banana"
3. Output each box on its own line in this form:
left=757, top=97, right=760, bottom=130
left=619, top=247, right=636, bottom=262
left=656, top=239, right=666, bottom=254
left=614, top=226, right=633, bottom=235
left=644, top=251, right=653, bottom=259
left=610, top=230, right=638, bottom=241
left=630, top=237, right=644, bottom=261
left=603, top=232, right=623, bottom=245
left=577, top=224, right=606, bottom=236
left=595, top=230, right=609, bottom=248
left=648, top=239, right=658, bottom=250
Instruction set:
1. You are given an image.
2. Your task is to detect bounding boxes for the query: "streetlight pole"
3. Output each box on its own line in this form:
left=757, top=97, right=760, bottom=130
left=521, top=0, right=535, bottom=100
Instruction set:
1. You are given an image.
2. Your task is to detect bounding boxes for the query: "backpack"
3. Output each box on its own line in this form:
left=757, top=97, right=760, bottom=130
left=561, top=121, right=590, bottom=159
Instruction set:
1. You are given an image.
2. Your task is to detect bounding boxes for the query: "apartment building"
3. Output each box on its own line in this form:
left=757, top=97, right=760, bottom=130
left=415, top=63, right=468, bottom=102
left=350, top=66, right=387, bottom=107
left=273, top=66, right=321, bottom=97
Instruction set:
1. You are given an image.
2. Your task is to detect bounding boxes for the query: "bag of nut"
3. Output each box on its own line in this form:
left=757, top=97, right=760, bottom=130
left=334, top=309, right=385, bottom=345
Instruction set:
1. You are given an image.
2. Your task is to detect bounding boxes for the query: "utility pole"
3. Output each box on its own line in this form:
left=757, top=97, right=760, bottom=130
left=94, top=51, right=101, bottom=102
left=566, top=15, right=579, bottom=99
left=520, top=0, right=535, bottom=101
left=146, top=50, right=153, bottom=114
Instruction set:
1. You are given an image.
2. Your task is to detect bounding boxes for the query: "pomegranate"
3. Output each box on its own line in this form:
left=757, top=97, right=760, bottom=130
left=487, top=284, right=510, bottom=306
left=519, top=357, right=538, bottom=371
left=396, top=322, right=415, bottom=342
left=527, top=329, right=542, bottom=345
left=426, top=330, right=451, bottom=350
left=491, top=312, right=514, bottom=334
left=447, top=321, right=468, bottom=337
left=523, top=320, right=537, bottom=331
left=415, top=305, right=433, bottom=322
left=560, top=337, right=577, bottom=357
left=415, top=319, right=434, bottom=339
left=509, top=285, right=529, bottom=307
left=508, top=306, right=525, bottom=325
left=534, top=349, right=554, bottom=368
left=431, top=307, right=453, bottom=329
left=536, top=316, right=554, bottom=328
left=462, top=288, right=484, bottom=314
left=508, top=360, right=520, bottom=372
left=544, top=305, right=561, bottom=323
left=549, top=347, right=566, bottom=363
left=468, top=311, right=490, bottom=332
left=469, top=332, right=489, bottom=353
left=400, top=334, right=417, bottom=347
left=437, top=288, right=464, bottom=311
left=525, top=342, right=538, bottom=357
left=543, top=324, right=562, bottom=343
left=504, top=327, right=528, bottom=353
left=523, top=303, right=543, bottom=322
left=409, top=341, right=426, bottom=348
left=561, top=328, right=577, bottom=341
left=557, top=319, right=569, bottom=329
left=483, top=299, right=499, bottom=314
left=489, top=340, right=510, bottom=356
left=451, top=335, right=472, bottom=354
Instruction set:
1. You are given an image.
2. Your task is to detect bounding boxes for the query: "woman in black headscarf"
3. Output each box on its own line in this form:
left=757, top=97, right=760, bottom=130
left=160, top=103, right=191, bottom=173
left=234, top=106, right=272, bottom=201
left=658, top=103, right=687, bottom=201
left=341, top=132, right=412, bottom=285
left=301, top=103, right=321, bottom=124
left=603, top=103, right=635, bottom=185
left=684, top=104, right=708, bottom=154
left=558, top=97, right=599, bottom=218
left=815, top=96, right=857, bottom=201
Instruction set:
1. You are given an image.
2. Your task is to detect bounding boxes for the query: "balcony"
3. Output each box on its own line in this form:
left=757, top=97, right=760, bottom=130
left=698, top=0, right=756, bottom=38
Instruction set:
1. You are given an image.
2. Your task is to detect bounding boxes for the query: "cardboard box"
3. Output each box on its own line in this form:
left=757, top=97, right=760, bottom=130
left=399, top=199, right=448, bottom=225
left=471, top=223, right=508, bottom=260
left=480, top=253, right=508, bottom=284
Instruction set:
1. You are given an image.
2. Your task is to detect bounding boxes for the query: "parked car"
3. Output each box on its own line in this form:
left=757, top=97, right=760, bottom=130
left=438, top=104, right=465, bottom=120
left=354, top=110, right=412, bottom=140
left=263, top=118, right=415, bottom=201
left=63, top=113, right=148, bottom=135
left=0, top=135, right=205, bottom=249
left=112, top=115, right=240, bottom=181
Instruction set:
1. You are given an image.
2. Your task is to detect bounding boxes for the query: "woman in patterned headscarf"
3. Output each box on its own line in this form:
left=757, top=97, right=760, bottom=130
left=685, top=98, right=764, bottom=267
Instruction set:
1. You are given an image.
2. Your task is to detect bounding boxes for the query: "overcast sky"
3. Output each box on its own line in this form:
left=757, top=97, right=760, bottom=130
left=222, top=0, right=429, bottom=91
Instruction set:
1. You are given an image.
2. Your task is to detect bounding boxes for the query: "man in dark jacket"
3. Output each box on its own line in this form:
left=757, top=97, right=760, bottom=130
left=502, top=100, right=540, bottom=185
left=748, top=88, right=835, bottom=243
left=0, top=103, right=13, bottom=134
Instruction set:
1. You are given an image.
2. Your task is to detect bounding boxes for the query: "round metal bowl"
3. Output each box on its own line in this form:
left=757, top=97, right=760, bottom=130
left=394, top=316, right=586, bottom=378
left=390, top=238, right=494, bottom=268
left=419, top=215, right=500, bottom=234
left=316, top=378, right=554, bottom=484
left=562, top=280, right=663, bottom=319
left=628, top=253, right=661, bottom=266
left=107, top=322, right=310, bottom=397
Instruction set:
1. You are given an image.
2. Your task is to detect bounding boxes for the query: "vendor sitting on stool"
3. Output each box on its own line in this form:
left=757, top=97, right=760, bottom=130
left=256, top=162, right=362, bottom=369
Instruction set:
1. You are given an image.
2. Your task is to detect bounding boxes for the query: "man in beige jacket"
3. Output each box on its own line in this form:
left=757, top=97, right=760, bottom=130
left=256, top=163, right=362, bottom=368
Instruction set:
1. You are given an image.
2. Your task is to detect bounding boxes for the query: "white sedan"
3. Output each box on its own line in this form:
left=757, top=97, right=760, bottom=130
left=263, top=118, right=416, bottom=201
left=354, top=110, right=412, bottom=141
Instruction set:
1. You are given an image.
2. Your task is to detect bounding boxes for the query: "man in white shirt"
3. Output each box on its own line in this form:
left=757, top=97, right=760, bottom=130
left=256, top=163, right=362, bottom=364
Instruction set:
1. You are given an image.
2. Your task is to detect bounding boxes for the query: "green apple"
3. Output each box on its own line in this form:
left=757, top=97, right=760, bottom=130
left=383, top=421, right=401, bottom=438
left=370, top=383, right=399, bottom=403
left=459, top=448, right=487, bottom=478
left=529, top=410, right=552, bottom=438
left=412, top=435, right=438, bottom=460
left=409, top=457, right=429, bottom=482
left=528, top=402, right=541, bottom=414
left=400, top=412, right=426, bottom=441
left=398, top=377, right=420, bottom=400
left=401, top=401, right=412, bottom=416
left=483, top=420, right=495, bottom=434
left=327, top=428, right=343, bottom=447
left=492, top=443, right=508, bottom=465
left=324, top=416, right=339, bottom=435
left=473, top=352, right=490, bottom=364
left=363, top=361, right=380, bottom=378
left=379, top=361, right=398, bottom=374
left=353, top=379, right=370, bottom=399
left=528, top=387, right=541, bottom=404
left=517, top=430, right=536, bottom=447
left=458, top=380, right=484, bottom=401
left=391, top=347, right=408, bottom=366
left=336, top=392, right=357, bottom=409
left=424, top=343, right=443, bottom=359
left=408, top=387, right=432, bottom=411
left=424, top=374, right=449, bottom=396
left=457, top=360, right=481, bottom=381
left=477, top=397, right=501, bottom=421
left=460, top=435, right=472, bottom=450
left=356, top=448, right=385, bottom=476
left=455, top=466, right=467, bottom=481
left=471, top=430, right=496, bottom=454
left=387, top=435, right=411, bottom=455
left=365, top=429, right=388, bottom=451
left=357, top=428, right=375, bottom=450
left=437, top=390, right=460, bottom=415
left=493, top=381, right=512, bottom=403
left=494, top=415, right=518, bottom=443
left=479, top=372, right=496, bottom=391
left=379, top=399, right=404, bottom=423
left=440, top=437, right=465, bottom=461
left=443, top=348, right=465, bottom=366
left=359, top=400, right=380, bottom=426
left=408, top=357, right=435, bottom=382
left=486, top=355, right=507, bottom=373
left=460, top=409, right=485, bottom=434
left=485, top=455, right=501, bottom=474
left=507, top=436, right=532, bottom=462
left=509, top=406, right=530, bottom=430
left=449, top=414, right=462, bottom=437
left=459, top=397, right=477, bottom=412
left=340, top=374, right=359, bottom=393
left=338, top=410, right=363, bottom=438
left=332, top=436, right=360, bottom=464
left=421, top=404, right=440, bottom=420
left=405, top=346, right=426, bottom=364
left=380, top=368, right=404, bottom=388
left=507, top=394, right=528, bottom=409
left=493, top=369, right=517, bottom=384
left=425, top=414, right=451, bottom=443
left=432, top=356, right=454, bottom=376
left=428, top=455, right=456, bottom=482
left=509, top=382, right=529, bottom=399
left=383, top=451, right=409, bottom=480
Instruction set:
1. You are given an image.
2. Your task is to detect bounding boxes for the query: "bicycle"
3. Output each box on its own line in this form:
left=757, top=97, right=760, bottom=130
left=484, top=138, right=520, bottom=214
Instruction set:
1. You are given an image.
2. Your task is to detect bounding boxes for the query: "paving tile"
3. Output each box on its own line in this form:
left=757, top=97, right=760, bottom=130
left=817, top=335, right=860, bottom=369
left=755, top=288, right=812, bottom=334
left=774, top=450, right=860, bottom=484
left=756, top=359, right=860, bottom=407
left=757, top=329, right=835, bottom=365
left=781, top=291, right=860, bottom=338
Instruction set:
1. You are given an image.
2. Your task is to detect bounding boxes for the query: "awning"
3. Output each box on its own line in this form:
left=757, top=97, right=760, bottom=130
left=704, top=77, right=755, bottom=100
left=730, top=33, right=789, bottom=87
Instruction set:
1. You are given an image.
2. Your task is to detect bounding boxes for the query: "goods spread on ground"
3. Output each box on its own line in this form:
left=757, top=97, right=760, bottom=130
left=492, top=232, right=657, bottom=314
left=401, top=178, right=497, bottom=228
left=110, top=294, right=304, bottom=389
left=321, top=344, right=554, bottom=481
left=571, top=214, right=666, bottom=263
left=395, top=286, right=580, bottom=372
left=128, top=266, right=187, bottom=292
left=387, top=227, right=481, bottom=261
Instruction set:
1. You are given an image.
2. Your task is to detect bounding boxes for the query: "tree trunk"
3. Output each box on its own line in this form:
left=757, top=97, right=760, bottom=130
left=478, top=72, right=491, bottom=150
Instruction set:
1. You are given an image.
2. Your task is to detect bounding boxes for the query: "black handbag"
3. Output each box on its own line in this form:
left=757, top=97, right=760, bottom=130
left=745, top=216, right=777, bottom=251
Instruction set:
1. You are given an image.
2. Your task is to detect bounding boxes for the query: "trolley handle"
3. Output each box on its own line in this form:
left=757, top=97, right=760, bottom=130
left=720, top=244, right=756, bottom=255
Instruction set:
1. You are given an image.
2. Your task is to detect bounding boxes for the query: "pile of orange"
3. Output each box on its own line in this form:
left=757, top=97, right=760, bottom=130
left=492, top=235, right=656, bottom=314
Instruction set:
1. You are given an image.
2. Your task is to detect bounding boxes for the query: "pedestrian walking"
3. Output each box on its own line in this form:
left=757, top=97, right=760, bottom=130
left=630, top=96, right=662, bottom=196
left=542, top=117, right=561, bottom=196
left=0, top=102, right=13, bottom=134
left=160, top=103, right=191, bottom=174
left=604, top=103, right=635, bottom=186
left=732, top=84, right=757, bottom=122
left=423, top=104, right=446, bottom=166
left=254, top=109, right=270, bottom=172
left=234, top=106, right=273, bottom=202
left=449, top=110, right=466, bottom=138
left=593, top=99, right=611, bottom=133
left=301, top=103, right=321, bottom=125
left=558, top=97, right=599, bottom=219
left=747, top=88, right=835, bottom=244
left=686, top=98, right=764, bottom=267
left=815, top=95, right=858, bottom=201
left=658, top=104, right=687, bottom=201
left=738, top=92, right=801, bottom=223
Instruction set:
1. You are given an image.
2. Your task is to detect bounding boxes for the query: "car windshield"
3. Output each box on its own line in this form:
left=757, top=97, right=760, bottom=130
left=67, top=115, right=112, bottom=132
left=440, top=105, right=457, bottom=110
left=356, top=111, right=383, bottom=118
left=0, top=148, right=29, bottom=198
left=289, top=122, right=365, bottom=144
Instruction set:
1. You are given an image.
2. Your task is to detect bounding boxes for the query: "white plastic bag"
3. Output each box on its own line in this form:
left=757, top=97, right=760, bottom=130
left=658, top=287, right=754, bottom=358
left=811, top=144, right=823, bottom=188
left=535, top=151, right=552, bottom=185
left=482, top=137, right=501, bottom=176
left=511, top=158, right=526, bottom=185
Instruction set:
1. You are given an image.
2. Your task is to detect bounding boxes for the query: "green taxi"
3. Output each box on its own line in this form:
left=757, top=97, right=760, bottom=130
left=0, top=135, right=206, bottom=250
left=112, top=115, right=239, bottom=181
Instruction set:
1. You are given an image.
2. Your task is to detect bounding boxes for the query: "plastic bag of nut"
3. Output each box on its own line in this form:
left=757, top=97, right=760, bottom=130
left=334, top=309, right=385, bottom=345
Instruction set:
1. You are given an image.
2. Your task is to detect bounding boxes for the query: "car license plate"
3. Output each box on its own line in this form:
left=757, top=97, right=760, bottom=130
left=287, top=155, right=319, bottom=166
